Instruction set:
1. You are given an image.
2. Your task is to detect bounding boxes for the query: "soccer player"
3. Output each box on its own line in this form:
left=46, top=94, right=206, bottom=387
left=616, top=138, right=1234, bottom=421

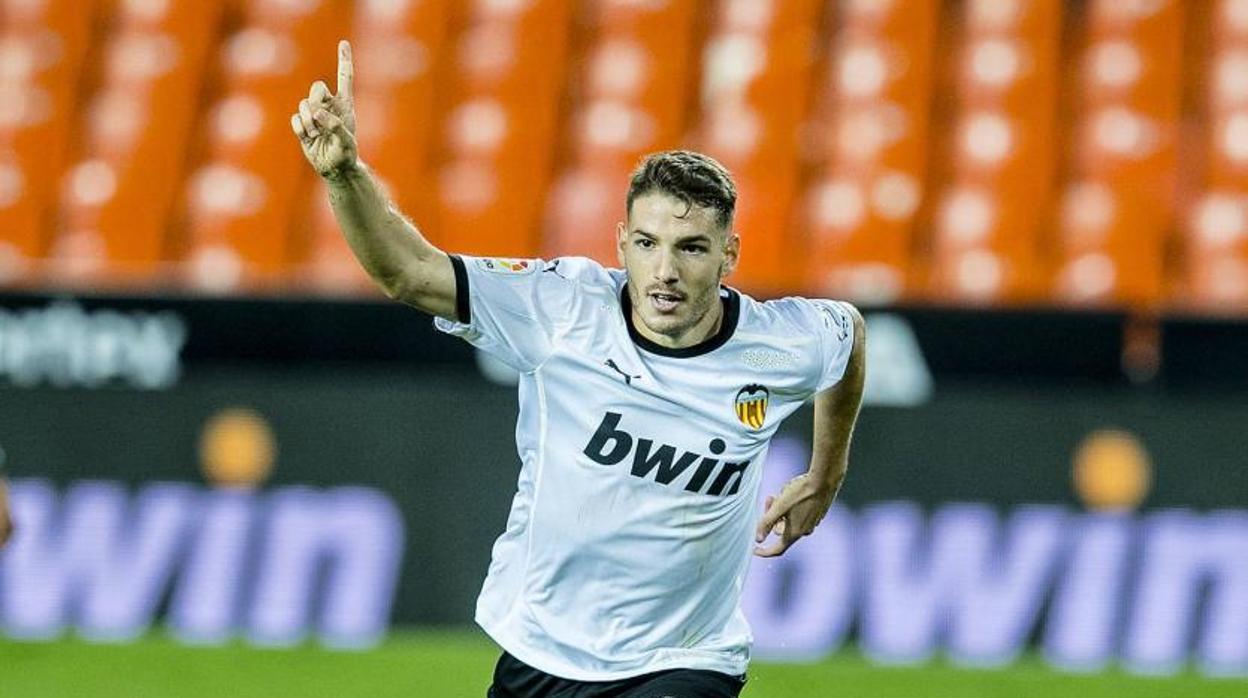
left=292, top=41, right=865, bottom=698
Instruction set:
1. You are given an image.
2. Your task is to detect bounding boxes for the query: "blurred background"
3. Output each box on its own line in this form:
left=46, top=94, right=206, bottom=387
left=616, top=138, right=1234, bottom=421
left=1, top=0, right=1247, bottom=696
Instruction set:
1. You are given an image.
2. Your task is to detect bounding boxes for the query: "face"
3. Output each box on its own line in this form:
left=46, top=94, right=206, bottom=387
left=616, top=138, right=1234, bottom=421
left=617, top=192, right=739, bottom=348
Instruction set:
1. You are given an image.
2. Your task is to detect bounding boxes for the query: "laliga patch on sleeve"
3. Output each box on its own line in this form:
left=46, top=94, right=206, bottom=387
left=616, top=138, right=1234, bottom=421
left=476, top=257, right=536, bottom=274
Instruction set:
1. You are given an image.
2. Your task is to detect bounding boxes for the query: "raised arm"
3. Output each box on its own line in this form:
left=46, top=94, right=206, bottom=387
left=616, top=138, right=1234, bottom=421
left=291, top=40, right=459, bottom=321
left=754, top=304, right=866, bottom=557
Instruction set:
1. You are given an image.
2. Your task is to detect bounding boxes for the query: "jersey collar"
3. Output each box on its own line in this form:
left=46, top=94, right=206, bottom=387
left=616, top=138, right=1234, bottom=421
left=620, top=284, right=741, bottom=358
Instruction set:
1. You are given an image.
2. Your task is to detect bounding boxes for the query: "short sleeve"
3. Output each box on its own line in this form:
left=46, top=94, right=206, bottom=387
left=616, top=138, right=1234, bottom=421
left=433, top=255, right=586, bottom=372
left=807, top=298, right=856, bottom=393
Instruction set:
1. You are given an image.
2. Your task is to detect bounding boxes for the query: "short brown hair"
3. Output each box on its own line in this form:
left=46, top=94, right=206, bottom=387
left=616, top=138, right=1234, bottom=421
left=626, top=150, right=736, bottom=229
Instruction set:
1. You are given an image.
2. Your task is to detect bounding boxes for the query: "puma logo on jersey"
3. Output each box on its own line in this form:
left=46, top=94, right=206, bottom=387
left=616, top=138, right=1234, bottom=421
left=604, top=359, right=640, bottom=386
left=582, top=412, right=750, bottom=496
left=542, top=260, right=568, bottom=278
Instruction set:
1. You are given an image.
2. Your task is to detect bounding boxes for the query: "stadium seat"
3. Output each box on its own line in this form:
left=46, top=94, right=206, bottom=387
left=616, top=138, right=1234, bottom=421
left=0, top=0, right=1241, bottom=314
left=1053, top=180, right=1164, bottom=304
left=1180, top=191, right=1248, bottom=307
left=725, top=163, right=802, bottom=294
left=47, top=2, right=224, bottom=287
left=923, top=0, right=1061, bottom=304
left=243, top=0, right=348, bottom=56
left=543, top=164, right=631, bottom=266
left=430, top=0, right=574, bottom=258
left=442, top=1, right=571, bottom=104
left=1052, top=0, right=1183, bottom=307
left=0, top=0, right=99, bottom=286
left=1174, top=0, right=1248, bottom=311
left=0, top=152, right=41, bottom=284
left=542, top=0, right=699, bottom=263
left=296, top=1, right=451, bottom=291
left=180, top=89, right=312, bottom=292
left=688, top=0, right=822, bottom=296
left=801, top=0, right=938, bottom=305
left=178, top=0, right=349, bottom=292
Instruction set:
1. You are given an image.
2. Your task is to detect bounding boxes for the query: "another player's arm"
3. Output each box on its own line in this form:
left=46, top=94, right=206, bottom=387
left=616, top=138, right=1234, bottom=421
left=755, top=304, right=866, bottom=558
left=290, top=40, right=457, bottom=321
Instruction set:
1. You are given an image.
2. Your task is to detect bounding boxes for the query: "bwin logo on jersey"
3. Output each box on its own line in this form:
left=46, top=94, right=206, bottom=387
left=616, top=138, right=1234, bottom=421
left=582, top=412, right=750, bottom=496
left=734, top=384, right=769, bottom=430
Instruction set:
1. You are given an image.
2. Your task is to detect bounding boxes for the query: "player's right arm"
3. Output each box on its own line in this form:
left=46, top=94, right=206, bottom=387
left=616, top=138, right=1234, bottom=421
left=290, top=40, right=458, bottom=321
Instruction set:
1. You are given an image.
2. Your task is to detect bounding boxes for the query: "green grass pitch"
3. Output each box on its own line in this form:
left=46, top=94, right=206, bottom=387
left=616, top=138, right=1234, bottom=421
left=1, top=628, right=1243, bottom=697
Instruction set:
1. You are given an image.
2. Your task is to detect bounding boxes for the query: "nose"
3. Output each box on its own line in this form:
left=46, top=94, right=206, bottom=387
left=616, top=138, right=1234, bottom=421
left=654, top=248, right=678, bottom=283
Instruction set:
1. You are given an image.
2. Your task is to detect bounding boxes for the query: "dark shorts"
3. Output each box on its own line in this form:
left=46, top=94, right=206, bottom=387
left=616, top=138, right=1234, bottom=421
left=486, top=651, right=747, bottom=698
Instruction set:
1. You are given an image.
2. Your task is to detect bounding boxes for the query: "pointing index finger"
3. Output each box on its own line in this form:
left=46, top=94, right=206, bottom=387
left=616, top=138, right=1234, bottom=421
left=337, top=39, right=353, bottom=102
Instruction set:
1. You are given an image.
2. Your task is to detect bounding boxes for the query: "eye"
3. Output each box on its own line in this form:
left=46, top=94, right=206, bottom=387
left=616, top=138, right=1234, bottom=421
left=635, top=238, right=655, bottom=249
left=683, top=244, right=707, bottom=254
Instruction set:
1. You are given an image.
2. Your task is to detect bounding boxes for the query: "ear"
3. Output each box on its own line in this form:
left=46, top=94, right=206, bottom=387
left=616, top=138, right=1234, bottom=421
left=720, top=231, right=740, bottom=279
left=616, top=221, right=628, bottom=266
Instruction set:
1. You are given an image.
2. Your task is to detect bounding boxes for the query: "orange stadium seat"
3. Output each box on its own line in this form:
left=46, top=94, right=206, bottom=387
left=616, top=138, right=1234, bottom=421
left=1182, top=191, right=1248, bottom=308
left=180, top=88, right=313, bottom=292
left=243, top=0, right=347, bottom=56
left=582, top=0, right=697, bottom=140
left=543, top=163, right=632, bottom=264
left=569, top=4, right=699, bottom=171
left=543, top=0, right=699, bottom=264
left=1174, top=0, right=1248, bottom=310
left=1199, top=3, right=1248, bottom=195
left=297, top=0, right=452, bottom=292
left=436, top=97, right=554, bottom=251
left=1053, top=180, right=1165, bottom=304
left=431, top=0, right=573, bottom=258
left=110, top=0, right=222, bottom=48
left=0, top=0, right=1240, bottom=311
left=0, top=151, right=41, bottom=284
left=442, top=0, right=570, bottom=104
left=924, top=0, right=1061, bottom=304
left=725, top=163, right=801, bottom=294
left=178, top=0, right=348, bottom=293
left=47, top=2, right=224, bottom=287
left=0, top=0, right=98, bottom=286
left=689, top=0, right=822, bottom=296
left=1052, top=0, right=1183, bottom=307
left=801, top=0, right=938, bottom=305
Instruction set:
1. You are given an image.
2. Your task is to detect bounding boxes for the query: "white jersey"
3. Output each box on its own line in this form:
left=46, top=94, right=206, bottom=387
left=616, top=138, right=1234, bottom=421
left=434, top=255, right=855, bottom=681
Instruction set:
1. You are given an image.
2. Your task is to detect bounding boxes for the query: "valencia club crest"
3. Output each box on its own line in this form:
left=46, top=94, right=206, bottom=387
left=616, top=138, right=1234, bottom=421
left=734, top=384, right=770, bottom=430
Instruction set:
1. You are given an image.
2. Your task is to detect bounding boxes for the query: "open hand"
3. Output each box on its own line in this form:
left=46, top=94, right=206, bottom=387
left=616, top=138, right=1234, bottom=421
left=753, top=474, right=836, bottom=557
left=292, top=40, right=358, bottom=179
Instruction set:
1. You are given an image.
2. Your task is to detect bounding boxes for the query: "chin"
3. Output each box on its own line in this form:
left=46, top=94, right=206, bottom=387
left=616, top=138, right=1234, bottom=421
left=639, top=311, right=688, bottom=337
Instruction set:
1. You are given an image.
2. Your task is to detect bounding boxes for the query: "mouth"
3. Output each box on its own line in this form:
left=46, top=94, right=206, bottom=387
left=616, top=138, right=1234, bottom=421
left=647, top=290, right=685, bottom=313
